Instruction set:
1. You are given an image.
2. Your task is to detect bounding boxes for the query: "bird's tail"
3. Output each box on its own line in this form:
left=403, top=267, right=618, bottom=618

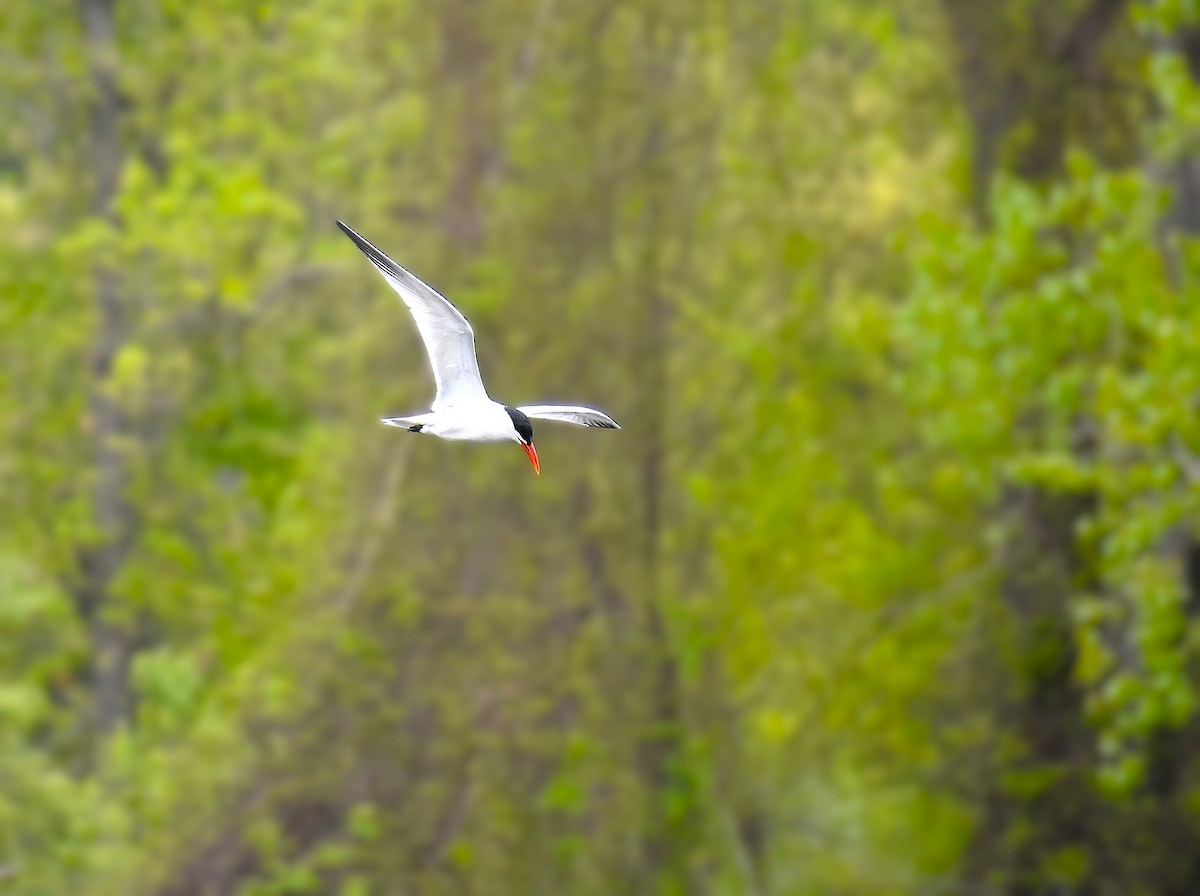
left=381, top=414, right=432, bottom=433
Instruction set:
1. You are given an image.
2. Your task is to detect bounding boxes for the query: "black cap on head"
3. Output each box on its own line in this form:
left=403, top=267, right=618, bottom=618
left=503, top=406, right=534, bottom=444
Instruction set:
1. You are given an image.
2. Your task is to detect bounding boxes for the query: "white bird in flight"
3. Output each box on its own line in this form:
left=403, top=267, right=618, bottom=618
left=337, top=221, right=620, bottom=474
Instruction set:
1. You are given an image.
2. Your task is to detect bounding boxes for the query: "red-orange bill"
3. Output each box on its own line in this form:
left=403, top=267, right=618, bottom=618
left=522, top=442, right=540, bottom=475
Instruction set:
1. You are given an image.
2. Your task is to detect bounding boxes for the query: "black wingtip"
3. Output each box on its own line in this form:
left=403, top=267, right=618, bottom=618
left=335, top=220, right=364, bottom=252
left=335, top=219, right=402, bottom=280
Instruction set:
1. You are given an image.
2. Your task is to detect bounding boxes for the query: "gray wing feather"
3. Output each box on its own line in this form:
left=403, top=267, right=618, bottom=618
left=517, top=405, right=621, bottom=429
left=337, top=221, right=488, bottom=409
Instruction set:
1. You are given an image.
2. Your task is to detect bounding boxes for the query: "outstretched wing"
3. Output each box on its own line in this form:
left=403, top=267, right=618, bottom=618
left=337, top=221, right=488, bottom=410
left=517, top=405, right=621, bottom=429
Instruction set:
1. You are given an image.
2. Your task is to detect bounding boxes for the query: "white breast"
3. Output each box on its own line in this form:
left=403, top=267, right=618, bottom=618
left=423, top=401, right=517, bottom=443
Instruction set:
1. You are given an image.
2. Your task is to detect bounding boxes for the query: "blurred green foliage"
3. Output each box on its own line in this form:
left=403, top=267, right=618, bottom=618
left=3, top=0, right=1200, bottom=893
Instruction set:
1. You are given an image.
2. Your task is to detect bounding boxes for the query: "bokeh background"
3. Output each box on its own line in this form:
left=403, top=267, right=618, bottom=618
left=4, top=1, right=1200, bottom=893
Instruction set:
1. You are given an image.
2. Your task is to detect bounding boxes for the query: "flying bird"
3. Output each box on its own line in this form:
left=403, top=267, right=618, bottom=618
left=337, top=221, right=620, bottom=474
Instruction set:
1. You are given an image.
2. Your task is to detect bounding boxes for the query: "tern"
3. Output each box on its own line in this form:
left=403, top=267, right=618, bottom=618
left=337, top=221, right=620, bottom=474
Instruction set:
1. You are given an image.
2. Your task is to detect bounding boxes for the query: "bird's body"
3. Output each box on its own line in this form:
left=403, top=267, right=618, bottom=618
left=337, top=221, right=619, bottom=473
left=381, top=404, right=517, bottom=442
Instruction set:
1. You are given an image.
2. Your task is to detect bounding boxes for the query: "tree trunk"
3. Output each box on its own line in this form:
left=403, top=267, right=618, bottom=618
left=940, top=2, right=1134, bottom=891
left=75, top=0, right=136, bottom=734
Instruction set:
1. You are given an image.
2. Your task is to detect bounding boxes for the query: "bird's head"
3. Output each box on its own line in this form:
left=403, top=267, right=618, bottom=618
left=503, top=406, right=539, bottom=475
